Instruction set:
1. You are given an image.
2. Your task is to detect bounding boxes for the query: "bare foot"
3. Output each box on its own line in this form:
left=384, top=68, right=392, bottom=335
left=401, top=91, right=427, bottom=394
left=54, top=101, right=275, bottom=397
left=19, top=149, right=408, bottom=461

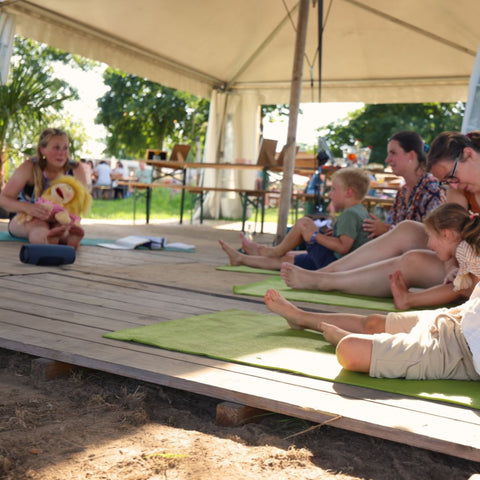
left=319, top=322, right=351, bottom=346
left=219, top=239, right=245, bottom=266
left=264, top=288, right=305, bottom=330
left=65, top=224, right=85, bottom=250
left=240, top=232, right=260, bottom=255
left=389, top=270, right=410, bottom=310
left=280, top=262, right=323, bottom=290
left=44, top=225, right=67, bottom=245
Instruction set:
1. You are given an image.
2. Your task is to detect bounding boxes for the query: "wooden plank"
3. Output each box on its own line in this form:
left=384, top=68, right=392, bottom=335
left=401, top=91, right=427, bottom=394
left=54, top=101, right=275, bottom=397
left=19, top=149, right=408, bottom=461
left=2, top=224, right=480, bottom=461
left=0, top=319, right=479, bottom=461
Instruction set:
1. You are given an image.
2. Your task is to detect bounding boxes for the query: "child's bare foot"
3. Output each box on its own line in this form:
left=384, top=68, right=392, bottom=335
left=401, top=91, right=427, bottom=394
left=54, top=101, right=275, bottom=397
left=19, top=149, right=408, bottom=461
left=390, top=270, right=410, bottom=310
left=65, top=224, right=85, bottom=250
left=280, top=262, right=322, bottom=290
left=219, top=239, right=245, bottom=266
left=239, top=232, right=260, bottom=255
left=319, top=322, right=350, bottom=346
left=264, top=288, right=304, bottom=330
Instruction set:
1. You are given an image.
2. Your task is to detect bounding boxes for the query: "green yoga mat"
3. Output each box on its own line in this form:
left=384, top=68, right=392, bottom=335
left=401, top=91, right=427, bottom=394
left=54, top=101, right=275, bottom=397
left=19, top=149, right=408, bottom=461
left=104, top=309, right=480, bottom=409
left=0, top=231, right=193, bottom=251
left=217, top=265, right=280, bottom=275
left=233, top=274, right=399, bottom=312
left=0, top=231, right=105, bottom=246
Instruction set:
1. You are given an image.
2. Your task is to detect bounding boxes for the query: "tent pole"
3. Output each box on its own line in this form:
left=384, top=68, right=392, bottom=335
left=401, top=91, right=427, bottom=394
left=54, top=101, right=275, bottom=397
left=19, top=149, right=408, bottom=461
left=275, top=0, right=310, bottom=244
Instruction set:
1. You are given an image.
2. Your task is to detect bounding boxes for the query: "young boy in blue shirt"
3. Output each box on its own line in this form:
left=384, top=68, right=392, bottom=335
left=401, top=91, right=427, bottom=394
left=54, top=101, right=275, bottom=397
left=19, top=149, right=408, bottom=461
left=219, top=167, right=372, bottom=271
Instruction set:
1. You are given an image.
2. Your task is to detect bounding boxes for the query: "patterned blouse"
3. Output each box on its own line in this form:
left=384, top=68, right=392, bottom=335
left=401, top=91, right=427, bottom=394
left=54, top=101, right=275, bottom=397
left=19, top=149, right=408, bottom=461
left=387, top=172, right=445, bottom=226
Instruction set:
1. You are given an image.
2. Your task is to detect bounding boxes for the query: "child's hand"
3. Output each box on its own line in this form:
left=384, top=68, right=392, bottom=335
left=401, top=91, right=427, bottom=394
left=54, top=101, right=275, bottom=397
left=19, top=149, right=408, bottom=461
left=300, top=222, right=317, bottom=243
left=443, top=267, right=459, bottom=284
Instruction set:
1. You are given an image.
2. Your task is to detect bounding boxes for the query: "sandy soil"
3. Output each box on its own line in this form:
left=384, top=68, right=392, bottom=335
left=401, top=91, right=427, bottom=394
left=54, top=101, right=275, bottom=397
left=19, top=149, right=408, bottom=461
left=0, top=349, right=478, bottom=480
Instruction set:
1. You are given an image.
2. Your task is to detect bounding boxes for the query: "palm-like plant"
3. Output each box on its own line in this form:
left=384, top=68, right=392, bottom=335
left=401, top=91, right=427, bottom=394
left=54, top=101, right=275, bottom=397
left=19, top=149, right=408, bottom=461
left=0, top=58, right=77, bottom=188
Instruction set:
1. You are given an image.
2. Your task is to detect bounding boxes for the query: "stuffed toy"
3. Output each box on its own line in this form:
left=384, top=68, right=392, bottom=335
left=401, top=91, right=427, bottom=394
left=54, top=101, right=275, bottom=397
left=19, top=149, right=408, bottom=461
left=16, top=175, right=92, bottom=226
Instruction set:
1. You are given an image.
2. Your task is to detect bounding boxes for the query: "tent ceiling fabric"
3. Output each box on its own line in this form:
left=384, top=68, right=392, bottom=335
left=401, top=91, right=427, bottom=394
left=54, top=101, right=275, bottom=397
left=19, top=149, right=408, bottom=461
left=3, top=0, right=479, bottom=104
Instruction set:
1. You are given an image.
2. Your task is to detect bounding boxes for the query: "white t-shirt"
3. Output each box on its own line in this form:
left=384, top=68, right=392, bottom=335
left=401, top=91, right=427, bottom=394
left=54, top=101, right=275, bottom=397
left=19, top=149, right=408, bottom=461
left=95, top=163, right=112, bottom=186
left=461, top=295, right=480, bottom=375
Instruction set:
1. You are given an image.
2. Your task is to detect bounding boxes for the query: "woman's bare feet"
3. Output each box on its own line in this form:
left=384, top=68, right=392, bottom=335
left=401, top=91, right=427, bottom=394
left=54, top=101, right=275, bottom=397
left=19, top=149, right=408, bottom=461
left=389, top=270, right=411, bottom=310
left=240, top=232, right=261, bottom=255
left=280, top=262, right=324, bottom=290
left=264, top=288, right=305, bottom=330
left=219, top=239, right=245, bottom=266
left=42, top=225, right=67, bottom=245
left=65, top=224, right=85, bottom=250
left=319, top=322, right=351, bottom=346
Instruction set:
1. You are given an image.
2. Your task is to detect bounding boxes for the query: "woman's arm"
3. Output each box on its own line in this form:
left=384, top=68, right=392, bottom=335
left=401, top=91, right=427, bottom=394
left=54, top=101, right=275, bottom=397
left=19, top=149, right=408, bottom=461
left=362, top=213, right=390, bottom=238
left=0, top=161, right=51, bottom=220
left=0, top=161, right=33, bottom=213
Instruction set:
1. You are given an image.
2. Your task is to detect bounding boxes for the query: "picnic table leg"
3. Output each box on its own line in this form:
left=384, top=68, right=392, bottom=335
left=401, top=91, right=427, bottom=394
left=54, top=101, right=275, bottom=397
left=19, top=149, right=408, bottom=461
left=260, top=192, right=265, bottom=234
left=133, top=187, right=137, bottom=224
left=179, top=169, right=187, bottom=224
left=261, top=168, right=269, bottom=234
left=146, top=187, right=151, bottom=224
left=241, top=193, right=248, bottom=233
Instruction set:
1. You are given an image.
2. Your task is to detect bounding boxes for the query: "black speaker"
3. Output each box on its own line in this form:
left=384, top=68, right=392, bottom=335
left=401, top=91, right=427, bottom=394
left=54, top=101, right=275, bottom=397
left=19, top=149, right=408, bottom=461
left=19, top=244, right=76, bottom=266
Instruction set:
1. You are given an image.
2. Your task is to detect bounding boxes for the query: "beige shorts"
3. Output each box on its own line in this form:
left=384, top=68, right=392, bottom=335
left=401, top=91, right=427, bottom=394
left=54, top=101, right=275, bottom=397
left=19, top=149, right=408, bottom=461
left=370, top=309, right=480, bottom=380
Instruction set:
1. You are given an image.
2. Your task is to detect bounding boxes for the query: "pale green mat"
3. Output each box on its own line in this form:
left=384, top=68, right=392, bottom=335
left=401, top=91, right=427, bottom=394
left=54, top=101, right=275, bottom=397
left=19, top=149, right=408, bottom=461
left=104, top=309, right=480, bottom=409
left=217, top=265, right=280, bottom=275
left=0, top=231, right=106, bottom=247
left=233, top=274, right=400, bottom=312
left=0, top=231, right=193, bottom=251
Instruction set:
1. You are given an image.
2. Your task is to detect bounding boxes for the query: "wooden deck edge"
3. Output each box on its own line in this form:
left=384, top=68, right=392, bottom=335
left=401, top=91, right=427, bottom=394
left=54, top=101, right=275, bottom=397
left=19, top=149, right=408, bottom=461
left=1, top=337, right=479, bottom=463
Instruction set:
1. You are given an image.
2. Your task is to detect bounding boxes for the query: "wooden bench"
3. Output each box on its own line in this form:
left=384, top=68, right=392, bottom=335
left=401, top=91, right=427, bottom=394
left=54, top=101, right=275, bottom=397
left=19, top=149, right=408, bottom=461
left=92, top=185, right=114, bottom=199
left=119, top=181, right=268, bottom=232
left=185, top=186, right=267, bottom=233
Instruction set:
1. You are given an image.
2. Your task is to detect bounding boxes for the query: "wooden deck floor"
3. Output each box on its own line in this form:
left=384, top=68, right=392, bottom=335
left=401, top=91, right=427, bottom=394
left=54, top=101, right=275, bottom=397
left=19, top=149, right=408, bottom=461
left=1, top=220, right=480, bottom=462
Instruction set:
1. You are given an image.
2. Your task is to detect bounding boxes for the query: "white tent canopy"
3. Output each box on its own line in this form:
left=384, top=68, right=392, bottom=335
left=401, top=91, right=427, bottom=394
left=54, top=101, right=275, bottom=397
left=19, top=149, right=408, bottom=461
left=2, top=0, right=480, bottom=222
left=3, top=0, right=479, bottom=104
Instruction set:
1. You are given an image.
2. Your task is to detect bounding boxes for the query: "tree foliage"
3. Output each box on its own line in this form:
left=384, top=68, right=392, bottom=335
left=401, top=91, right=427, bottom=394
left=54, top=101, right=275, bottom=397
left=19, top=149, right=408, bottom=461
left=319, top=103, right=465, bottom=164
left=0, top=36, right=87, bottom=182
left=96, top=69, right=209, bottom=159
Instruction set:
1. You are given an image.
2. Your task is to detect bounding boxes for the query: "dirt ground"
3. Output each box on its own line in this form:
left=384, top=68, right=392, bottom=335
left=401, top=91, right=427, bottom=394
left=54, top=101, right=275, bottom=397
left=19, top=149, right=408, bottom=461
left=0, top=349, right=478, bottom=480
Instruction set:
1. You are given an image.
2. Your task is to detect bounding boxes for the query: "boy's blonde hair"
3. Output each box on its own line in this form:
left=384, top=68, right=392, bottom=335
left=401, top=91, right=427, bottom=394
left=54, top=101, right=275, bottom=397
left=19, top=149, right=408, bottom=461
left=331, top=167, right=371, bottom=200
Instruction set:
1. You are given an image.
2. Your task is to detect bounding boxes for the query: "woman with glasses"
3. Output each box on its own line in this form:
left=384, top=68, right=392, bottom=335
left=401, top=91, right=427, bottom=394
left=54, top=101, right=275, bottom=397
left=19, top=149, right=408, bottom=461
left=279, top=131, right=475, bottom=308
left=428, top=131, right=480, bottom=212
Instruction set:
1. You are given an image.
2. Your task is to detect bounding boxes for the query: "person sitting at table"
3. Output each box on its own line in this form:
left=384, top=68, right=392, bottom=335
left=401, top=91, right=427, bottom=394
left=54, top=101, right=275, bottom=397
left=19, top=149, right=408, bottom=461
left=111, top=161, right=128, bottom=199
left=279, top=131, right=480, bottom=301
left=135, top=161, right=152, bottom=183
left=94, top=161, right=112, bottom=187
left=219, top=167, right=371, bottom=271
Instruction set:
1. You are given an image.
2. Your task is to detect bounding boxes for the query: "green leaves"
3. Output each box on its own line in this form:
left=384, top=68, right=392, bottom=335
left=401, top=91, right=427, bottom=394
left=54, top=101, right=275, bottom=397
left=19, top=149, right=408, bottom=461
left=95, top=68, right=209, bottom=159
left=0, top=37, right=80, bottom=167
left=319, top=103, right=465, bottom=164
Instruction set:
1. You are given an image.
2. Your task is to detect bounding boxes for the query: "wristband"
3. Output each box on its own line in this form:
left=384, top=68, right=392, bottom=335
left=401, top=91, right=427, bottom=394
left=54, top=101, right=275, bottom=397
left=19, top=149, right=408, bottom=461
left=310, top=231, right=319, bottom=245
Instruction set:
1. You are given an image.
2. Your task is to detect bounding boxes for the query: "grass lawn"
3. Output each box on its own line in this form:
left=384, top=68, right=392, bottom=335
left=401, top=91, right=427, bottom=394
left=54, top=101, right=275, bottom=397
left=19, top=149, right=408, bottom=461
left=87, top=188, right=282, bottom=222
